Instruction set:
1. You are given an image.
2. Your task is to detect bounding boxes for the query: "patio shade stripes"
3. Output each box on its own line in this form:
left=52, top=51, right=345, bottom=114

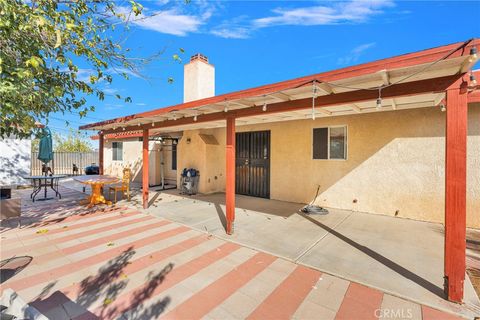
left=1, top=207, right=466, bottom=320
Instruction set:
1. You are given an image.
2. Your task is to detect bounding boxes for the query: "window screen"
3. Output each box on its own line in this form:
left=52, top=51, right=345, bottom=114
left=112, top=142, right=123, bottom=161
left=313, top=126, right=347, bottom=160
left=313, top=128, right=328, bottom=159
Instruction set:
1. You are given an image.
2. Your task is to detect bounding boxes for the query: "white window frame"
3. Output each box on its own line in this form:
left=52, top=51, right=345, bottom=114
left=112, top=141, right=123, bottom=161
left=313, top=125, right=348, bottom=161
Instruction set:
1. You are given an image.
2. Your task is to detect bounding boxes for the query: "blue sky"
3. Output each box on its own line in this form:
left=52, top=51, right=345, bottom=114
left=48, top=0, right=480, bottom=139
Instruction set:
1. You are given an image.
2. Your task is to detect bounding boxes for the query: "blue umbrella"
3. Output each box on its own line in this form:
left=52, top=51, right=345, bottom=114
left=37, top=127, right=53, bottom=165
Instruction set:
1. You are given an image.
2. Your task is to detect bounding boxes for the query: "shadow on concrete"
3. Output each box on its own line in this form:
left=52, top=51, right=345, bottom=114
left=0, top=256, right=32, bottom=283
left=162, top=190, right=303, bottom=219
left=148, top=191, right=162, bottom=208
left=30, top=246, right=175, bottom=319
left=0, top=186, right=125, bottom=234
left=100, top=263, right=173, bottom=320
left=214, top=203, right=227, bottom=233
left=298, top=212, right=446, bottom=299
left=75, top=247, right=136, bottom=311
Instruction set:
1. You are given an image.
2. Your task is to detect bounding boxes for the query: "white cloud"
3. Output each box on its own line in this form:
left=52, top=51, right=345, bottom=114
left=210, top=14, right=252, bottom=39
left=102, top=87, right=119, bottom=95
left=210, top=1, right=394, bottom=40
left=352, top=42, right=376, bottom=54
left=211, top=27, right=251, bottom=39
left=68, top=68, right=95, bottom=83
left=107, top=67, right=142, bottom=79
left=136, top=102, right=147, bottom=106
left=253, top=0, right=394, bottom=28
left=61, top=67, right=141, bottom=84
left=105, top=104, right=124, bottom=110
left=117, top=4, right=213, bottom=36
left=337, top=42, right=376, bottom=65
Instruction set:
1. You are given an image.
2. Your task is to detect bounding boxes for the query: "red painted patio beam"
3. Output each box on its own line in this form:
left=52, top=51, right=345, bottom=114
left=100, top=74, right=462, bottom=136
left=444, top=77, right=468, bottom=303
left=142, top=129, right=149, bottom=209
left=99, top=133, right=104, bottom=175
left=90, top=84, right=480, bottom=140
left=80, top=39, right=477, bottom=131
left=225, top=116, right=236, bottom=235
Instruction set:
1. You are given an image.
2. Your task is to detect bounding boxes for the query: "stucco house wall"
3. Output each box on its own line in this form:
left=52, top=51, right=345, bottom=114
left=177, top=105, right=480, bottom=228
left=103, top=138, right=177, bottom=186
left=177, top=129, right=225, bottom=193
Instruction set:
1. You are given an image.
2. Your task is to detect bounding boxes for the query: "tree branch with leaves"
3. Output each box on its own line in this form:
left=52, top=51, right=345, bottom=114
left=0, top=0, right=184, bottom=138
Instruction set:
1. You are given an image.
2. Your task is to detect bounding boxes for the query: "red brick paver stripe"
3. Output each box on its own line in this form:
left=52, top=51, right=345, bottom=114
left=2, top=213, right=145, bottom=257
left=246, top=265, right=320, bottom=320
left=162, top=252, right=277, bottom=320
left=2, top=207, right=133, bottom=244
left=421, top=305, right=463, bottom=320
left=63, top=234, right=210, bottom=299
left=24, top=205, right=126, bottom=227
left=6, top=225, right=190, bottom=292
left=334, top=282, right=384, bottom=320
left=32, top=216, right=163, bottom=264
left=97, top=242, right=241, bottom=320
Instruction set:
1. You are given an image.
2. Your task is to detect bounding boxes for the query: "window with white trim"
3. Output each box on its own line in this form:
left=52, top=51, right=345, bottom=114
left=112, top=142, right=123, bottom=161
left=313, top=126, right=347, bottom=160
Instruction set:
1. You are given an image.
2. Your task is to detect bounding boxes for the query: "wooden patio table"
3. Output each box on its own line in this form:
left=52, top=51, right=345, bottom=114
left=74, top=175, right=120, bottom=208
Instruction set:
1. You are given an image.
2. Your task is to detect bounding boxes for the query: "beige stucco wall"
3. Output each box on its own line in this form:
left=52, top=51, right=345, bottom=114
left=177, top=130, right=225, bottom=192
left=104, top=139, right=177, bottom=186
left=177, top=105, right=480, bottom=228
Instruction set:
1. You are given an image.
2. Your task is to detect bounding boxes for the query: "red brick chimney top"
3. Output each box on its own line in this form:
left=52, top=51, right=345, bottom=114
left=190, top=53, right=209, bottom=63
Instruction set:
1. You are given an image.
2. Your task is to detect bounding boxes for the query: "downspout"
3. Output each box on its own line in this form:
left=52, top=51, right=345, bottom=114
left=160, top=145, right=165, bottom=189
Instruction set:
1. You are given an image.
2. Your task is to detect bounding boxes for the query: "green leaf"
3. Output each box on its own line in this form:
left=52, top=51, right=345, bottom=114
left=54, top=29, right=62, bottom=48
left=0, top=0, right=175, bottom=139
left=26, top=56, right=44, bottom=69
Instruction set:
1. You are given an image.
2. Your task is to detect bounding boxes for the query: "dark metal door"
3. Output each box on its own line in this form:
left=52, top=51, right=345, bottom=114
left=235, top=131, right=270, bottom=198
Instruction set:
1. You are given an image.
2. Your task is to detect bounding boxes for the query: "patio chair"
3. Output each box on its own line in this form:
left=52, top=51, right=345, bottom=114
left=108, top=168, right=131, bottom=203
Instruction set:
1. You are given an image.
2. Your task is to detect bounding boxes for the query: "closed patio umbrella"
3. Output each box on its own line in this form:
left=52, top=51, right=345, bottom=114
left=37, top=127, right=53, bottom=169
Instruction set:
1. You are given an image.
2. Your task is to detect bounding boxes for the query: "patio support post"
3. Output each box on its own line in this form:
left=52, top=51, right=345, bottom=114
left=226, top=116, right=236, bottom=235
left=99, top=133, right=104, bottom=175
left=444, top=77, right=468, bottom=303
left=142, top=129, right=149, bottom=209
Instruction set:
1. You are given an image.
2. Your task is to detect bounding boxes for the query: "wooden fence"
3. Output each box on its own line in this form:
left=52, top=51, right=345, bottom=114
left=31, top=151, right=99, bottom=175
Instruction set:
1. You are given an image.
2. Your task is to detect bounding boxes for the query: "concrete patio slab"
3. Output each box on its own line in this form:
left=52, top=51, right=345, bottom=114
left=1, top=186, right=474, bottom=320
left=143, top=189, right=480, bottom=319
left=147, top=191, right=351, bottom=261
left=297, top=211, right=480, bottom=317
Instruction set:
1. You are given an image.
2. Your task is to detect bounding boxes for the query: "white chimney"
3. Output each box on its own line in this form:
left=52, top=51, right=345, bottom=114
left=184, top=54, right=215, bottom=103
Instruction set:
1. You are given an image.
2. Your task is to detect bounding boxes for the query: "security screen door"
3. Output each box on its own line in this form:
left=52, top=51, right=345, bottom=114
left=235, top=131, right=270, bottom=198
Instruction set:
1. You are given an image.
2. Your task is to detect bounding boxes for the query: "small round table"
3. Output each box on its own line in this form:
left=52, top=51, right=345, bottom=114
left=23, top=175, right=67, bottom=202
left=74, top=175, right=120, bottom=208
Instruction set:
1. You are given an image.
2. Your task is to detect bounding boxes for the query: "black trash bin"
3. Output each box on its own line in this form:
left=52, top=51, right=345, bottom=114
left=84, top=164, right=100, bottom=175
